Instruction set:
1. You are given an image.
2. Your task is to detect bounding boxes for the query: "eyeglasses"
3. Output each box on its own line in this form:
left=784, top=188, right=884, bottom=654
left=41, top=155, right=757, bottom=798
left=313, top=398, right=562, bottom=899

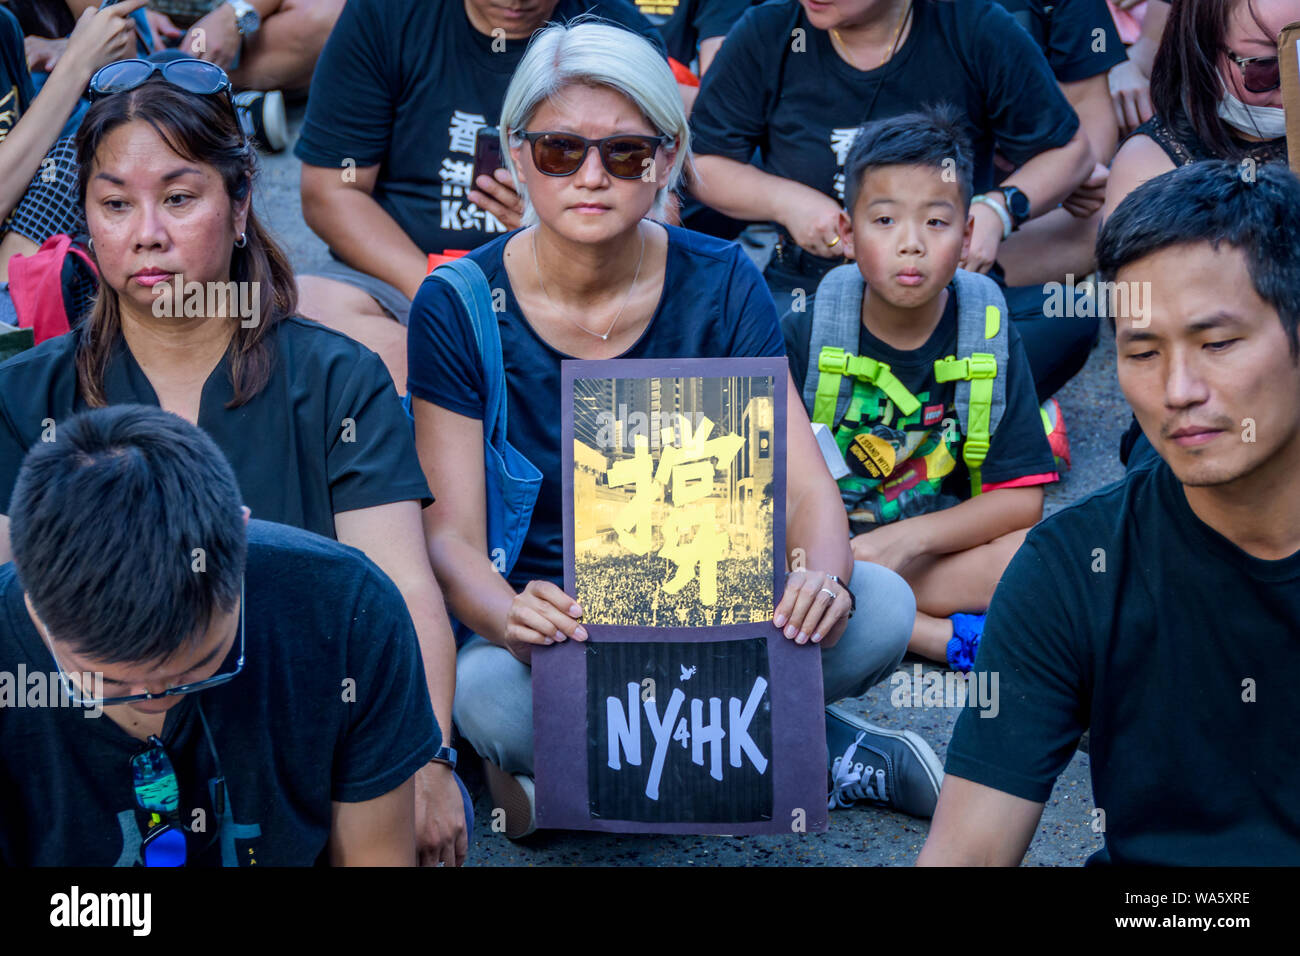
left=89, top=57, right=232, bottom=101
left=1224, top=49, right=1280, bottom=93
left=131, top=701, right=227, bottom=867
left=43, top=576, right=245, bottom=708
left=514, top=130, right=673, bottom=180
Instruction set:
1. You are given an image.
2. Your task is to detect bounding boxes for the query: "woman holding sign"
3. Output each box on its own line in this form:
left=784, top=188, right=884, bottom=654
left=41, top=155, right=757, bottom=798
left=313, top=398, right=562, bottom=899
left=409, top=21, right=935, bottom=839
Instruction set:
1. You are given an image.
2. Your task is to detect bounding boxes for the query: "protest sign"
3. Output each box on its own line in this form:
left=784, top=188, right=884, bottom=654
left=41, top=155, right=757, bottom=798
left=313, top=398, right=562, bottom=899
left=533, top=357, right=828, bottom=835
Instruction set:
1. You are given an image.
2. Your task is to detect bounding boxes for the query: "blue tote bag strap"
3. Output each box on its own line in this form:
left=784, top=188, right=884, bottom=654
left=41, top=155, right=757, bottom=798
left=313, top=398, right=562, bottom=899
left=430, top=258, right=508, bottom=449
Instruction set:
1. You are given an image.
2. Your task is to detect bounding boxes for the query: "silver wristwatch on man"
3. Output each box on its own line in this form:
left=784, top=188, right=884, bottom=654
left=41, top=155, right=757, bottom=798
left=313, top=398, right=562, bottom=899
left=225, top=0, right=261, bottom=36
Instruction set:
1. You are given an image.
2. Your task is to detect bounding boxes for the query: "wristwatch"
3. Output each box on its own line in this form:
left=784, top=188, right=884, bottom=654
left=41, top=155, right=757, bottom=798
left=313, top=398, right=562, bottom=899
left=429, top=745, right=458, bottom=770
left=971, top=193, right=1012, bottom=240
left=996, top=185, right=1031, bottom=231
left=825, top=574, right=855, bottom=618
left=225, top=0, right=261, bottom=36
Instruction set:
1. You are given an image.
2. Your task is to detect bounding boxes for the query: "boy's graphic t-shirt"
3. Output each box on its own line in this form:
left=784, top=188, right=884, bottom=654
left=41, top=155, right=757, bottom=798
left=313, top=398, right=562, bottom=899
left=783, top=284, right=1057, bottom=532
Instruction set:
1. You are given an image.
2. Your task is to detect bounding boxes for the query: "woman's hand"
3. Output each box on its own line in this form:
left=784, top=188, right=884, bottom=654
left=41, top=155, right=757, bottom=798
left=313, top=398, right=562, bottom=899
left=468, top=168, right=525, bottom=230
left=60, top=0, right=148, bottom=81
left=145, top=8, right=184, bottom=51
left=24, top=36, right=67, bottom=73
left=781, top=191, right=846, bottom=259
left=961, top=200, right=1004, bottom=274
left=1061, top=162, right=1109, bottom=219
left=773, top=568, right=851, bottom=646
left=504, top=580, right=588, bottom=665
left=1108, top=59, right=1154, bottom=137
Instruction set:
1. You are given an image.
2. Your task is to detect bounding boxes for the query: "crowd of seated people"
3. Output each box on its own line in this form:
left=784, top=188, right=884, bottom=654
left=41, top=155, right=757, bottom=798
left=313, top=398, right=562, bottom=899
left=0, top=0, right=1295, bottom=869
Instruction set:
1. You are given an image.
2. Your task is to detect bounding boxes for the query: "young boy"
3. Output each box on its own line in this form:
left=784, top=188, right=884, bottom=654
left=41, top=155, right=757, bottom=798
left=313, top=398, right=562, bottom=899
left=782, top=107, right=1059, bottom=669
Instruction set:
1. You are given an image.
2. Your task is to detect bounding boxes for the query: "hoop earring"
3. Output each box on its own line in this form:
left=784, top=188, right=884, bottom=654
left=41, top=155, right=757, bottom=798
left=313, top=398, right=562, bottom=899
left=87, top=238, right=95, bottom=254
left=234, top=232, right=247, bottom=248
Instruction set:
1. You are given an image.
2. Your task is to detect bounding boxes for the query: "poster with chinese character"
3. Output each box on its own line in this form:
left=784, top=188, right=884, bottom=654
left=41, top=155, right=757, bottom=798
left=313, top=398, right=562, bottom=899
left=533, top=357, right=828, bottom=835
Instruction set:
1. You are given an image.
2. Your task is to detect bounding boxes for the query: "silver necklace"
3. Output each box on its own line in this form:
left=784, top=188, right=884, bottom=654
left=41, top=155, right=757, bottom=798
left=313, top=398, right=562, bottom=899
left=532, top=223, right=645, bottom=341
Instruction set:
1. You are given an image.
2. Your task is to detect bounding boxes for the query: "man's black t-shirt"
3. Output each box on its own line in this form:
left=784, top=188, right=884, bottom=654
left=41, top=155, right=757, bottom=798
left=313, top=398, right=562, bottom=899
left=0, top=520, right=439, bottom=866
left=406, top=225, right=785, bottom=589
left=690, top=0, right=1079, bottom=205
left=782, top=286, right=1055, bottom=529
left=0, top=317, right=432, bottom=538
left=633, top=0, right=750, bottom=65
left=994, top=0, right=1125, bottom=84
left=0, top=7, right=35, bottom=150
left=946, top=460, right=1300, bottom=865
left=295, top=0, right=663, bottom=258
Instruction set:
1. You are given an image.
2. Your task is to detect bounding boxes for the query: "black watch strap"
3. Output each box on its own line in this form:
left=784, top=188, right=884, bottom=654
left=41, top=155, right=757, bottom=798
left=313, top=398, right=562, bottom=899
left=429, top=745, right=457, bottom=770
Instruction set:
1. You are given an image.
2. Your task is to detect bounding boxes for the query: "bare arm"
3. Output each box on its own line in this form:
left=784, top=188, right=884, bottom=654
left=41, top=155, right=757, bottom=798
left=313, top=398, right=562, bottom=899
left=329, top=778, right=418, bottom=866
left=300, top=161, right=429, bottom=301
left=881, top=485, right=1042, bottom=560
left=0, top=0, right=146, bottom=222
left=997, top=127, right=1095, bottom=219
left=1062, top=72, right=1119, bottom=167
left=1101, top=132, right=1175, bottom=224
left=697, top=35, right=724, bottom=76
left=916, top=774, right=1043, bottom=866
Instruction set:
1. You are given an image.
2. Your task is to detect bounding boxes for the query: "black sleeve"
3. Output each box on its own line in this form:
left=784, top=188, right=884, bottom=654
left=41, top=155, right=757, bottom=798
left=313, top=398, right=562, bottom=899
left=721, top=243, right=787, bottom=358
left=780, top=306, right=814, bottom=396
left=693, top=0, right=753, bottom=41
left=977, top=321, right=1058, bottom=489
left=332, top=564, right=440, bottom=802
left=326, top=346, right=434, bottom=514
left=965, top=1, right=1081, bottom=166
left=293, top=0, right=394, bottom=169
left=689, top=5, right=786, bottom=161
left=405, top=272, right=487, bottom=420
left=585, top=0, right=669, bottom=55
left=0, top=387, right=30, bottom=516
left=943, top=529, right=1092, bottom=803
left=1045, top=0, right=1126, bottom=83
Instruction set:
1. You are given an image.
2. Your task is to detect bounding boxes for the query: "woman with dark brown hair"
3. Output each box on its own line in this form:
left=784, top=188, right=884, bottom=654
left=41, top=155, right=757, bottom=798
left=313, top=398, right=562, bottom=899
left=1103, top=0, right=1294, bottom=221
left=0, top=59, right=469, bottom=866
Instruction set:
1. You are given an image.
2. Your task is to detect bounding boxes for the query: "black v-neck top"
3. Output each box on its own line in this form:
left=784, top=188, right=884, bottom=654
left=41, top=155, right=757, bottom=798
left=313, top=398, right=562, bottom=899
left=0, top=316, right=432, bottom=538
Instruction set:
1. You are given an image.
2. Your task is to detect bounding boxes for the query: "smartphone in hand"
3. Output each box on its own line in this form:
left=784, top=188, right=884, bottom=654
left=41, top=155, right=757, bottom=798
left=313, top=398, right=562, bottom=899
left=472, top=127, right=504, bottom=191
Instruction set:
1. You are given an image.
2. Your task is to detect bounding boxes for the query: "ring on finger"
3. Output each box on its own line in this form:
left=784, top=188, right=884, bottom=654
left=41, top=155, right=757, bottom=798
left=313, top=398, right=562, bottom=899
left=818, top=587, right=837, bottom=601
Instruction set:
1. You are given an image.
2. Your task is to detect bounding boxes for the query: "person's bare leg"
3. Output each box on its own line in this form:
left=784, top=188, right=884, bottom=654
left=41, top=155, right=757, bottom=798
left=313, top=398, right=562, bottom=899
left=0, top=233, right=40, bottom=283
left=230, top=0, right=345, bottom=94
left=297, top=275, right=408, bottom=392
left=999, top=207, right=1103, bottom=287
left=899, top=528, right=1031, bottom=663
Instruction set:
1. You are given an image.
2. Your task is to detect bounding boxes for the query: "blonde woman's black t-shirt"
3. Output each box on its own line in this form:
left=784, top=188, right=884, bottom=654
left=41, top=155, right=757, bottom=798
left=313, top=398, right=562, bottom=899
left=690, top=0, right=1079, bottom=206
left=0, top=317, right=432, bottom=537
left=406, top=225, right=786, bottom=590
left=0, top=520, right=439, bottom=866
left=945, top=460, right=1300, bottom=865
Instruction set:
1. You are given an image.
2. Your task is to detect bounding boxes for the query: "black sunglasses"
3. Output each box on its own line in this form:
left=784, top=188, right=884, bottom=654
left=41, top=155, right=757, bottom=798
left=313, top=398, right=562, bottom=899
left=88, top=58, right=240, bottom=121
left=1224, top=49, right=1280, bottom=93
left=515, top=130, right=672, bottom=180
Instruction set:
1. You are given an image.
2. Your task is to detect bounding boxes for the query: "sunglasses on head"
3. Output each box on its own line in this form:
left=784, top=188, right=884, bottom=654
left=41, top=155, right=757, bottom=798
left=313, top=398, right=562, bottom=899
left=1224, top=49, right=1280, bottom=93
left=515, top=130, right=672, bottom=180
left=88, top=58, right=241, bottom=125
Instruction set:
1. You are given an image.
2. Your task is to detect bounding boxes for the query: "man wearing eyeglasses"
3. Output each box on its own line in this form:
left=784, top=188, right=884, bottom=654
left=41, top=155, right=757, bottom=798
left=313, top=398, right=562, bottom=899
left=0, top=405, right=447, bottom=866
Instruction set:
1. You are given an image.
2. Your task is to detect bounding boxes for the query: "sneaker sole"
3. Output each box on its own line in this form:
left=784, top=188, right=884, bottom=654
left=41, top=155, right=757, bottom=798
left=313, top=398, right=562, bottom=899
left=259, top=90, right=288, bottom=152
left=483, top=761, right=536, bottom=839
left=826, top=704, right=945, bottom=803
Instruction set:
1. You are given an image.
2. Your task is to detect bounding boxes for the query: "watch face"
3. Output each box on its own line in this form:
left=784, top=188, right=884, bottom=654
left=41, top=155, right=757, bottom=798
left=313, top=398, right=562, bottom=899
left=1003, top=187, right=1030, bottom=222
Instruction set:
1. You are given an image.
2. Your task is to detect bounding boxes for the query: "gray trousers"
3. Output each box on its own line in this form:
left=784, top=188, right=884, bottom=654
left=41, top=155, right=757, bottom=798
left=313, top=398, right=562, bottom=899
left=453, top=560, right=916, bottom=776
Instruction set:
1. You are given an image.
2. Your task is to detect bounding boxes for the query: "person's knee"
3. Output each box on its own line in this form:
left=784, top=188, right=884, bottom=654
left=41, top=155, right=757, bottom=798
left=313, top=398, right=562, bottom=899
left=453, top=640, right=534, bottom=772
left=296, top=275, right=387, bottom=324
left=851, top=560, right=917, bottom=668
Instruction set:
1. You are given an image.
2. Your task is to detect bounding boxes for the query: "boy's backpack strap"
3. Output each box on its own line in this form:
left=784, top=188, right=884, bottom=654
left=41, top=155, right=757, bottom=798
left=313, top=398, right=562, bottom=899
left=804, top=264, right=866, bottom=426
left=933, top=268, right=1010, bottom=496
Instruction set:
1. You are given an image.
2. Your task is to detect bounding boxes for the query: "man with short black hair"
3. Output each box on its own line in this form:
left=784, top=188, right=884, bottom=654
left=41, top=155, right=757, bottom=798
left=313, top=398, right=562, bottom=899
left=0, top=405, right=444, bottom=866
left=918, top=160, right=1300, bottom=866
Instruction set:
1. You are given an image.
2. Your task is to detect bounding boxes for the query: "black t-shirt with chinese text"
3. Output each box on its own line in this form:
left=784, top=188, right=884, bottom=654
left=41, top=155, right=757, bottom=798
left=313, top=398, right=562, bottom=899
left=994, top=0, right=1125, bottom=84
left=782, top=285, right=1055, bottom=531
left=946, top=460, right=1300, bottom=865
left=0, top=317, right=432, bottom=538
left=0, top=520, right=439, bottom=866
left=633, top=0, right=751, bottom=66
left=295, top=0, right=663, bottom=258
left=407, top=225, right=785, bottom=590
left=690, top=0, right=1079, bottom=206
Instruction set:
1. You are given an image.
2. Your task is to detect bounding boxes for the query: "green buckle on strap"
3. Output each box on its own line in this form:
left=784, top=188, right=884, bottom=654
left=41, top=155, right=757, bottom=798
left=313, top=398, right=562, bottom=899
left=934, top=352, right=997, bottom=382
left=814, top=345, right=921, bottom=422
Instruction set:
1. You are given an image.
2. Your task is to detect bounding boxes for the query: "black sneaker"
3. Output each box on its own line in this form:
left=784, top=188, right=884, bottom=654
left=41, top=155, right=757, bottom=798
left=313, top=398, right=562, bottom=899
left=233, top=89, right=288, bottom=152
left=826, top=705, right=944, bottom=819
